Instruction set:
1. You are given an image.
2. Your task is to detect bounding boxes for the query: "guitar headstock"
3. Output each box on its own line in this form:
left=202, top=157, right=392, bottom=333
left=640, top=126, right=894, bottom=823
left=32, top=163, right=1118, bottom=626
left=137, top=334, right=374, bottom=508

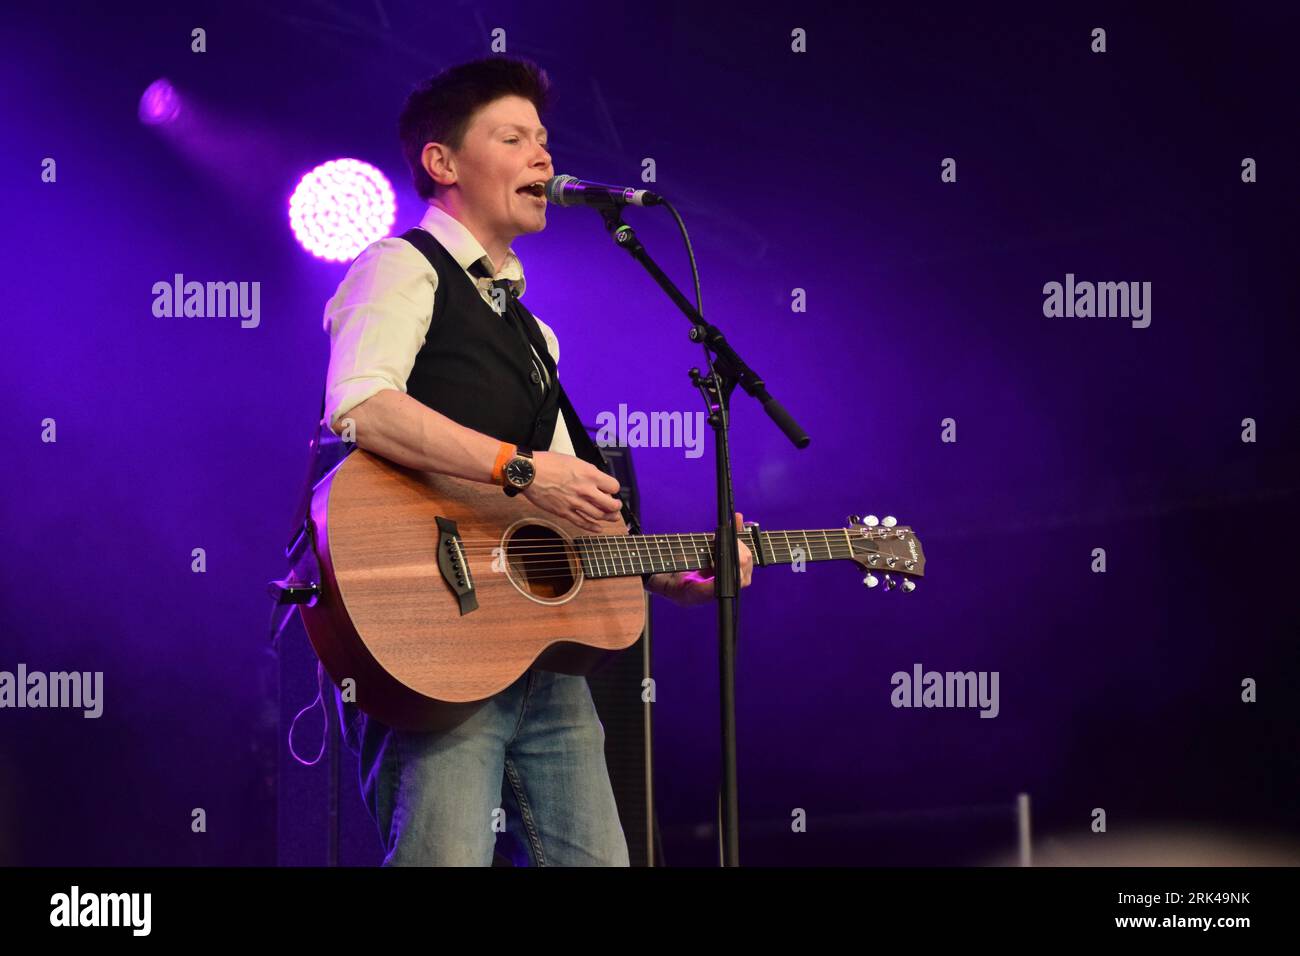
left=844, top=514, right=925, bottom=592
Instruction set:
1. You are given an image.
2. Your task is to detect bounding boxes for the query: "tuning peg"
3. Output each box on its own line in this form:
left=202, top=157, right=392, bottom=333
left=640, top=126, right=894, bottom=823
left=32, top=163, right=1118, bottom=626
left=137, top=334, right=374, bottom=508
left=900, top=579, right=917, bottom=593
left=883, top=574, right=897, bottom=590
left=862, top=573, right=879, bottom=588
left=846, top=514, right=862, bottom=526
left=882, top=515, right=897, bottom=528
left=863, top=514, right=880, bottom=527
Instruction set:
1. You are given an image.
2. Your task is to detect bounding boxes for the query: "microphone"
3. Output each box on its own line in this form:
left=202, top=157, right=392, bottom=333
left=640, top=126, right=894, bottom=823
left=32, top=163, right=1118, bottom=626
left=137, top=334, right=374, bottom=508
left=544, top=174, right=663, bottom=208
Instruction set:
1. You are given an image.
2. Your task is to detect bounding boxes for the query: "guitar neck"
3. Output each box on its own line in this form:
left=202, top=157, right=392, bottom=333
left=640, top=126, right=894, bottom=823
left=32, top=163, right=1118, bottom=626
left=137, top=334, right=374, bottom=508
left=573, top=529, right=857, bottom=579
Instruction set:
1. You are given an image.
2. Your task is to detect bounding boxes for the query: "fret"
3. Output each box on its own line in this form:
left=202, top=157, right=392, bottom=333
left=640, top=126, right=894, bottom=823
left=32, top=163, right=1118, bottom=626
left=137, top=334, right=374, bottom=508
left=631, top=538, right=645, bottom=575
left=650, top=535, right=666, bottom=574
left=672, top=534, right=687, bottom=570
left=599, top=534, right=616, bottom=577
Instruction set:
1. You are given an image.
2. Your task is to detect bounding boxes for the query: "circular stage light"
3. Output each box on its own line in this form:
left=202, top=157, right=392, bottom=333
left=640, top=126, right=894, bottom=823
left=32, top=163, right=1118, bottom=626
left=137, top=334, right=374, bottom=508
left=138, top=78, right=181, bottom=126
left=288, top=159, right=396, bottom=262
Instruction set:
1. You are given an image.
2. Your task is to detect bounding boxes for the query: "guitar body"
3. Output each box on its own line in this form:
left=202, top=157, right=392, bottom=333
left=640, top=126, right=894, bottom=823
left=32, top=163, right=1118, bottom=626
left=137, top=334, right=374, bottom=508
left=299, top=450, right=646, bottom=733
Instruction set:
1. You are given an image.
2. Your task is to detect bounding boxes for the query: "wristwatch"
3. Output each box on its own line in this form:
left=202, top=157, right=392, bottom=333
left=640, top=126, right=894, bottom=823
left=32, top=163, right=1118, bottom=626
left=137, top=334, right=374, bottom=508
left=502, top=445, right=535, bottom=496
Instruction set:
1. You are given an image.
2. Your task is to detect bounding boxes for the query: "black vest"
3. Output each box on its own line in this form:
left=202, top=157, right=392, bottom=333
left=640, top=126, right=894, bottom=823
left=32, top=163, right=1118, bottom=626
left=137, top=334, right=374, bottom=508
left=398, top=228, right=619, bottom=486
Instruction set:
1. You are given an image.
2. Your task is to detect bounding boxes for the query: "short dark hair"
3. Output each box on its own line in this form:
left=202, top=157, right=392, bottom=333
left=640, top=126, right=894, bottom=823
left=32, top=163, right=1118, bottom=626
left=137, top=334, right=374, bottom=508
left=398, top=56, right=553, bottom=202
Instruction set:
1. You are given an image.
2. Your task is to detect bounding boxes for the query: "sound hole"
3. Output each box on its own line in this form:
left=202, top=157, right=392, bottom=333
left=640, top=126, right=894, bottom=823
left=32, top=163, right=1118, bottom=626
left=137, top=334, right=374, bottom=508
left=505, top=523, right=578, bottom=600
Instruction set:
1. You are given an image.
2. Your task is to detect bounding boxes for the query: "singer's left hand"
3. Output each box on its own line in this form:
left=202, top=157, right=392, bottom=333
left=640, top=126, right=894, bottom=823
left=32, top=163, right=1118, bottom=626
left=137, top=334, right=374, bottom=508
left=647, top=512, right=754, bottom=608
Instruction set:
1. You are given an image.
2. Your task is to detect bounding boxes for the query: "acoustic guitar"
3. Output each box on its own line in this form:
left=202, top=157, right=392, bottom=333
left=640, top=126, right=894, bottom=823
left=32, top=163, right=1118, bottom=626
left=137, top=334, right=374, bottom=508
left=298, top=450, right=926, bottom=731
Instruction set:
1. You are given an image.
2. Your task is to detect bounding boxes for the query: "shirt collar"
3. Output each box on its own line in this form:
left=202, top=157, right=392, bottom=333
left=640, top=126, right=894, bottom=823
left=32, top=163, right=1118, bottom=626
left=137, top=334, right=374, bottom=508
left=418, top=203, right=526, bottom=298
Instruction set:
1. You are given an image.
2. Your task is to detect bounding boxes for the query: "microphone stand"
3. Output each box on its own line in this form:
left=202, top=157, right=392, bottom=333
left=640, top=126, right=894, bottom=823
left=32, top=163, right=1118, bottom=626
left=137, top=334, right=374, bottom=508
left=597, top=204, right=809, bottom=866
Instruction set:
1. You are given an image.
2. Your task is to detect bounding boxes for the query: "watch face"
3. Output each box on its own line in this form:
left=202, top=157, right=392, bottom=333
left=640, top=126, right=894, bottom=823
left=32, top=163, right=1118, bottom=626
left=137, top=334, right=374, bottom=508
left=504, top=457, right=535, bottom=487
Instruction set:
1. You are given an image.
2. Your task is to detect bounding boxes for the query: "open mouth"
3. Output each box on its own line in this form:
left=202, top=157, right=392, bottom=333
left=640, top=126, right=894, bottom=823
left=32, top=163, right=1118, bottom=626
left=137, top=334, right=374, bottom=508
left=516, top=182, right=546, bottom=201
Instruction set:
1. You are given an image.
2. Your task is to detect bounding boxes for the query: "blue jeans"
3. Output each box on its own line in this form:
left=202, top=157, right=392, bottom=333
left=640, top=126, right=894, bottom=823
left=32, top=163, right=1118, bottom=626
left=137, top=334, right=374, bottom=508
left=339, top=669, right=630, bottom=866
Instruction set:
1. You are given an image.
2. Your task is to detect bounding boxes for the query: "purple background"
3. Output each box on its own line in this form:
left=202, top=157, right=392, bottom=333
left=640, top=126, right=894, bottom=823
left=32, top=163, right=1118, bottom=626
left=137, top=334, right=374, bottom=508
left=2, top=1, right=1297, bottom=865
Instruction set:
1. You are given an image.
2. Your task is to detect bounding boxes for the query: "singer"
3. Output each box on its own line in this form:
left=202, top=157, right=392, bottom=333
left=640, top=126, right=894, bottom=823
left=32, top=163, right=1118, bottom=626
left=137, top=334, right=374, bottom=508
left=320, top=55, right=753, bottom=866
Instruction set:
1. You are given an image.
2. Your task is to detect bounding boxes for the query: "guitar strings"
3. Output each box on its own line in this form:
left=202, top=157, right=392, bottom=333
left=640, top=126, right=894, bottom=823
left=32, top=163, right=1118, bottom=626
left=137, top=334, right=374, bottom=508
left=430, top=559, right=917, bottom=583
left=420, top=532, right=912, bottom=579
left=438, top=533, right=907, bottom=566
left=439, top=528, right=910, bottom=550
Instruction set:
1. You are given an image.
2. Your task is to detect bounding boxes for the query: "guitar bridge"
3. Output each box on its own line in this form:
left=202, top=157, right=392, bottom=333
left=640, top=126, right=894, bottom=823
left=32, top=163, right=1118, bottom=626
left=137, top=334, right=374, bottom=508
left=435, top=516, right=478, bottom=615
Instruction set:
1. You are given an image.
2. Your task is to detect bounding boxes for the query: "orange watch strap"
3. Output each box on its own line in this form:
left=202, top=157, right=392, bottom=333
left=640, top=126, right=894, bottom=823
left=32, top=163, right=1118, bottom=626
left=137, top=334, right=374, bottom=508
left=491, top=442, right=516, bottom=485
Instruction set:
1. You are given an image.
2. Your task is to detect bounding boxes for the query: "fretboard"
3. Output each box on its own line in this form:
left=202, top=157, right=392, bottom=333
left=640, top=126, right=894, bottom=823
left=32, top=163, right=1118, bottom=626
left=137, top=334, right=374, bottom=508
left=573, top=529, right=858, bottom=579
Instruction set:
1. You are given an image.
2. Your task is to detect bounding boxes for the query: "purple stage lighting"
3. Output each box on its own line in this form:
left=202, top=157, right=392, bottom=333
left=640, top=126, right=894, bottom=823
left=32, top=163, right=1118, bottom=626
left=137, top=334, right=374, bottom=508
left=138, top=78, right=181, bottom=125
left=288, top=159, right=396, bottom=261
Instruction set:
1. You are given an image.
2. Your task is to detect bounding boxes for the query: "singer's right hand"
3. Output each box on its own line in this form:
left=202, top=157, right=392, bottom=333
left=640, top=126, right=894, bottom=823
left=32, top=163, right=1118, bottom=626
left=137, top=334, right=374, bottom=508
left=522, top=451, right=623, bottom=534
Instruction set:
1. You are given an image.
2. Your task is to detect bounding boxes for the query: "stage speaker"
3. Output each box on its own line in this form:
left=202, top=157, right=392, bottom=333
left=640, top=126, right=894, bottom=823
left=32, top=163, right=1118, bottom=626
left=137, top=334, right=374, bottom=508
left=585, top=440, right=657, bottom=867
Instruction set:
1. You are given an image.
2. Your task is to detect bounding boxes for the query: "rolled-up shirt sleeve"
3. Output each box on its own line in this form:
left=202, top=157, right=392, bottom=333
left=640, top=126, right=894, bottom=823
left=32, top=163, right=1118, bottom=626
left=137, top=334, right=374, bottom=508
left=322, top=237, right=438, bottom=436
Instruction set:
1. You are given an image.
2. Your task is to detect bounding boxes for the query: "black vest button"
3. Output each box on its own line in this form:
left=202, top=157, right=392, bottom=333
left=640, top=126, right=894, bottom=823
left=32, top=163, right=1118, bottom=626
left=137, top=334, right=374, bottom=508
left=530, top=369, right=541, bottom=384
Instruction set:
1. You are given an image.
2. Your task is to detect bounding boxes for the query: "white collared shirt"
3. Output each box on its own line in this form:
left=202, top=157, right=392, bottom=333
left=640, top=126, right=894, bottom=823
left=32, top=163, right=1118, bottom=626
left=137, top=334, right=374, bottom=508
left=322, top=203, right=574, bottom=456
